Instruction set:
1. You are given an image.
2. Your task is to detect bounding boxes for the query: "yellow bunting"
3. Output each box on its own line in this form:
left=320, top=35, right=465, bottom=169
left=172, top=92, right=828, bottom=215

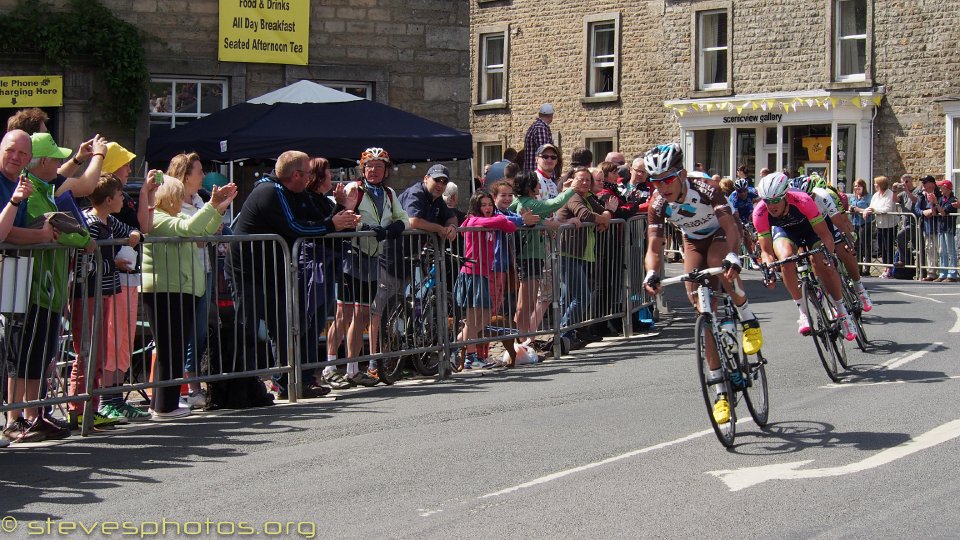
left=829, top=97, right=838, bottom=108
left=851, top=96, right=863, bottom=108
left=704, top=103, right=714, bottom=112
left=735, top=104, right=744, bottom=114
left=873, top=96, right=883, bottom=107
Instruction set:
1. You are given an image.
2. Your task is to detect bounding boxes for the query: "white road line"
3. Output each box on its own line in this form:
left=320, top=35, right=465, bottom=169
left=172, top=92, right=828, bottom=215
left=881, top=342, right=943, bottom=370
left=929, top=293, right=960, bottom=296
left=708, top=418, right=960, bottom=492
left=951, top=308, right=960, bottom=333
left=479, top=425, right=725, bottom=499
left=822, top=375, right=960, bottom=389
left=897, top=292, right=943, bottom=303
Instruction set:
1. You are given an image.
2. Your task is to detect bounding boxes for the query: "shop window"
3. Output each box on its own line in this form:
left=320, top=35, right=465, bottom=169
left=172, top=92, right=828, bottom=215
left=834, top=0, right=867, bottom=82
left=479, top=31, right=507, bottom=104
left=149, top=78, right=227, bottom=137
left=949, top=114, right=960, bottom=183
left=583, top=13, right=620, bottom=100
left=320, top=81, right=374, bottom=100
left=693, top=129, right=731, bottom=177
left=697, top=9, right=729, bottom=90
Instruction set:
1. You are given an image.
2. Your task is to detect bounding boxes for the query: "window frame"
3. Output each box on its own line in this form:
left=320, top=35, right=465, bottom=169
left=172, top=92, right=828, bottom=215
left=583, top=129, right=619, bottom=164
left=690, top=3, right=733, bottom=96
left=834, top=0, right=868, bottom=82
left=697, top=9, right=730, bottom=91
left=149, top=78, right=228, bottom=130
left=827, top=0, right=873, bottom=88
left=318, top=81, right=374, bottom=100
left=582, top=13, right=621, bottom=103
left=480, top=32, right=507, bottom=104
left=944, top=102, right=960, bottom=183
left=474, top=24, right=510, bottom=110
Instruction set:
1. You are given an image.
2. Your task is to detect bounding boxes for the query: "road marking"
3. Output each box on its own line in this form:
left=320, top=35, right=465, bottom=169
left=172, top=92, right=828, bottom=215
left=929, top=293, right=960, bottom=296
left=823, top=375, right=960, bottom=389
left=707, top=418, right=960, bottom=492
left=819, top=342, right=942, bottom=388
left=479, top=426, right=720, bottom=499
left=896, top=292, right=943, bottom=303
left=951, top=308, right=960, bottom=333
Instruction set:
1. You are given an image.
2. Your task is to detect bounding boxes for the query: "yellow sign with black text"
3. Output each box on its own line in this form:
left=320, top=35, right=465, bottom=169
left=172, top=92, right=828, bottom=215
left=0, top=76, right=63, bottom=108
left=218, top=0, right=309, bottom=65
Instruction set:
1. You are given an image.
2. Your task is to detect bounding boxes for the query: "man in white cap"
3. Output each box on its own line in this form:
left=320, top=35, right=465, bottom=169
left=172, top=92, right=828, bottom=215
left=523, top=103, right=555, bottom=172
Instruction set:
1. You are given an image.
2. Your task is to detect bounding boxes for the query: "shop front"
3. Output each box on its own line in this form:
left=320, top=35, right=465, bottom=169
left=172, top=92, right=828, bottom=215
left=665, top=90, right=882, bottom=191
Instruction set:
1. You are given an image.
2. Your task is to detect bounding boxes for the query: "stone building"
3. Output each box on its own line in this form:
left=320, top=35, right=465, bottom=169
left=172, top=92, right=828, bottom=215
left=0, top=0, right=471, bottom=191
left=470, top=0, right=960, bottom=188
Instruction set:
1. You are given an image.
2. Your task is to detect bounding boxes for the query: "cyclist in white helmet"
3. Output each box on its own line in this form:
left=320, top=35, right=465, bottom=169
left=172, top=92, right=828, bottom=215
left=753, top=172, right=857, bottom=341
left=642, top=143, right=764, bottom=426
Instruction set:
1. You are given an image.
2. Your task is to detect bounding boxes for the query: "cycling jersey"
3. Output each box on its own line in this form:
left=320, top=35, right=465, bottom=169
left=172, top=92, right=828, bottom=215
left=752, top=190, right=824, bottom=238
left=802, top=186, right=840, bottom=219
left=648, top=177, right=731, bottom=240
left=728, top=188, right=758, bottom=224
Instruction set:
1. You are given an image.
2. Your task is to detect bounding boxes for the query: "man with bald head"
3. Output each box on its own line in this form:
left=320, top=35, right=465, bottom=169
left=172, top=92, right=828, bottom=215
left=604, top=151, right=626, bottom=167
left=0, top=130, right=56, bottom=245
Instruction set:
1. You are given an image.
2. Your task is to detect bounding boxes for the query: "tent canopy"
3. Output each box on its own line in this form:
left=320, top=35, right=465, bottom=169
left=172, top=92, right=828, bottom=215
left=146, top=81, right=472, bottom=165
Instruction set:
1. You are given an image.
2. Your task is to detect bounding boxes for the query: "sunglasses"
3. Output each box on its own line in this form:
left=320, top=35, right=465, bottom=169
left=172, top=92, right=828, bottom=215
left=649, top=170, right=680, bottom=184
left=538, top=154, right=558, bottom=160
left=764, top=195, right=786, bottom=205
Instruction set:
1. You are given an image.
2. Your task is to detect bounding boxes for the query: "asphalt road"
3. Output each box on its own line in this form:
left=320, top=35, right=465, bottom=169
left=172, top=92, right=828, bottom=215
left=3, top=267, right=959, bottom=539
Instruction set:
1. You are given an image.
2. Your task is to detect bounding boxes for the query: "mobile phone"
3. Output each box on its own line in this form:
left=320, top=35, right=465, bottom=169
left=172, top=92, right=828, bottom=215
left=155, top=171, right=164, bottom=185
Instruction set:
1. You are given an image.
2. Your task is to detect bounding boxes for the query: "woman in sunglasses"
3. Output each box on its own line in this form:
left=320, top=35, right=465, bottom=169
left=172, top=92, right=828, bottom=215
left=752, top=172, right=857, bottom=341
left=641, top=143, right=763, bottom=426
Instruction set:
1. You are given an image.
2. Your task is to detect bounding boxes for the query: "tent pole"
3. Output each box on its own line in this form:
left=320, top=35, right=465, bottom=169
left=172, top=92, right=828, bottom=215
left=469, top=158, right=476, bottom=195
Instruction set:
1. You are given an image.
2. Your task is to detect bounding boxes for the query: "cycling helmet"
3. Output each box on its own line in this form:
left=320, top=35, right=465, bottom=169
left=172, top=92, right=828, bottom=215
left=809, top=172, right=827, bottom=189
left=757, top=172, right=791, bottom=200
left=643, top=143, right=683, bottom=176
left=790, top=176, right=813, bottom=193
left=733, top=178, right=750, bottom=191
left=359, top=147, right=391, bottom=167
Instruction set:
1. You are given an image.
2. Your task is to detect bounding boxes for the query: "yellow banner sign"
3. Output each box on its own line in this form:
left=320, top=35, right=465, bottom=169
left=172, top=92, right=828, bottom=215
left=0, top=76, right=63, bottom=108
left=218, top=0, right=309, bottom=65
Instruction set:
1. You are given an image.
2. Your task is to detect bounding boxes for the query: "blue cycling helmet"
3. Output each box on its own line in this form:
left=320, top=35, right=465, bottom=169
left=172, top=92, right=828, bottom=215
left=733, top=178, right=750, bottom=191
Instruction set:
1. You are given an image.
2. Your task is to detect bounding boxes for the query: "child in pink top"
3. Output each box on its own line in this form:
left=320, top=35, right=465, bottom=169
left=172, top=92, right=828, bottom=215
left=454, top=190, right=517, bottom=369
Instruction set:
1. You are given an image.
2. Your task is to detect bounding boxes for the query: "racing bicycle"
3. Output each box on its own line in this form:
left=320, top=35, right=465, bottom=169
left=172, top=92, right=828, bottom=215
left=660, top=267, right=769, bottom=448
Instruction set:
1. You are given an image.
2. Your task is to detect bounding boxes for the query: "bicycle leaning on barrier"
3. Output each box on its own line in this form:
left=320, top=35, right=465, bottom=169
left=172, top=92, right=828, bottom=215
left=657, top=265, right=769, bottom=448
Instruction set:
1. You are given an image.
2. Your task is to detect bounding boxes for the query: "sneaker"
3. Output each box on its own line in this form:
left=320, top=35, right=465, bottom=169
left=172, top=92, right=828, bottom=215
left=741, top=318, right=763, bottom=355
left=45, top=415, right=73, bottom=431
left=84, top=412, right=122, bottom=428
left=366, top=367, right=381, bottom=380
left=325, top=372, right=355, bottom=390
left=27, top=417, right=70, bottom=441
left=301, top=384, right=331, bottom=399
left=349, top=372, right=379, bottom=387
left=463, top=352, right=480, bottom=370
left=0, top=438, right=8, bottom=448
left=117, top=402, right=151, bottom=422
left=185, top=390, right=209, bottom=409
left=858, top=290, right=873, bottom=312
left=839, top=316, right=857, bottom=342
left=712, top=395, right=731, bottom=425
left=150, top=407, right=191, bottom=420
left=98, top=404, right=132, bottom=424
left=797, top=313, right=812, bottom=336
left=3, top=417, right=45, bottom=444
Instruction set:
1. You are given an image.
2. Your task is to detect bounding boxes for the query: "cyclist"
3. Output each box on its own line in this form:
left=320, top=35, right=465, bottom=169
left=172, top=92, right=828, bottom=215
left=791, top=176, right=873, bottom=312
left=729, top=178, right=760, bottom=267
left=752, top=172, right=858, bottom=341
left=641, top=143, right=763, bottom=425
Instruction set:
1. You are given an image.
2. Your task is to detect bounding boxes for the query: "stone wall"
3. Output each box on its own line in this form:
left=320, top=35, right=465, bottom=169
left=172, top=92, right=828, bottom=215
left=470, top=0, right=960, bottom=178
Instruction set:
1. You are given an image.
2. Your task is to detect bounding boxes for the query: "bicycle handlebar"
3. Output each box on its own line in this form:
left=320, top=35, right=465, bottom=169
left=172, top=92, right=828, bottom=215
left=760, top=245, right=828, bottom=271
left=659, top=266, right=726, bottom=287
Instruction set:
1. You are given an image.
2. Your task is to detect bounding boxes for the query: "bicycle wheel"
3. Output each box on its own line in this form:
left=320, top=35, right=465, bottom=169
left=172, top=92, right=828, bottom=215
left=742, top=352, right=769, bottom=427
left=803, top=281, right=840, bottom=382
left=377, top=299, right=411, bottom=385
left=695, top=314, right=736, bottom=448
left=839, top=276, right=868, bottom=353
left=411, top=291, right=456, bottom=377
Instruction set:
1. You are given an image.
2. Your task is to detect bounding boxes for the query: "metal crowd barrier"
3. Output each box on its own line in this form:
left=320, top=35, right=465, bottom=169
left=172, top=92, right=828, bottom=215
left=1, top=214, right=663, bottom=428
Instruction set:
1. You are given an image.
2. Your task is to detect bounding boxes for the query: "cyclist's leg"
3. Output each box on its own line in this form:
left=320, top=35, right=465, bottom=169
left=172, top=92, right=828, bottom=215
left=683, top=236, right=720, bottom=371
left=835, top=233, right=873, bottom=309
left=711, top=233, right=763, bottom=354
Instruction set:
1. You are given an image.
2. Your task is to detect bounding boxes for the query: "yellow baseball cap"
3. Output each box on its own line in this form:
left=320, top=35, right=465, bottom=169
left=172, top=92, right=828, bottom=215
left=102, top=142, right=136, bottom=174
left=30, top=132, right=72, bottom=159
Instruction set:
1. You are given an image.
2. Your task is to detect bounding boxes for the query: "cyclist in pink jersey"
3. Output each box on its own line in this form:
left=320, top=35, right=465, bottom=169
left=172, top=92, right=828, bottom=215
left=753, top=172, right=857, bottom=340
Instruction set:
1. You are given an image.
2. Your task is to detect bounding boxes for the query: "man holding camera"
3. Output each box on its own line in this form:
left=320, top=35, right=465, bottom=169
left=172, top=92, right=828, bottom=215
left=893, top=174, right=921, bottom=269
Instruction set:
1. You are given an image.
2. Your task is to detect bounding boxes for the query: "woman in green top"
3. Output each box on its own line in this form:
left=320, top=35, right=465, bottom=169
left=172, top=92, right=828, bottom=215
left=510, top=170, right=574, bottom=337
left=141, top=176, right=236, bottom=417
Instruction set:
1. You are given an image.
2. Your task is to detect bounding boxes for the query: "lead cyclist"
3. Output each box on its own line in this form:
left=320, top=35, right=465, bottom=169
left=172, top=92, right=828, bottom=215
left=641, top=143, right=764, bottom=425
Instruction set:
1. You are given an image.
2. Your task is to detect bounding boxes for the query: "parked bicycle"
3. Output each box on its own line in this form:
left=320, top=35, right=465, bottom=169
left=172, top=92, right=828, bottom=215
left=762, top=246, right=848, bottom=381
left=378, top=243, right=473, bottom=382
left=660, top=266, right=769, bottom=448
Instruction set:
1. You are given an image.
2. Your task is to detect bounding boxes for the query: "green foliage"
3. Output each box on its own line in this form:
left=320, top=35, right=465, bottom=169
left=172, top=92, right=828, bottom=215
left=0, top=0, right=149, bottom=128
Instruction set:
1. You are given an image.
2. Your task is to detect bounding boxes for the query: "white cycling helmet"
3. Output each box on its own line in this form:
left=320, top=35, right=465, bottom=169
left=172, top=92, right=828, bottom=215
left=757, top=172, right=791, bottom=200
left=643, top=143, right=684, bottom=176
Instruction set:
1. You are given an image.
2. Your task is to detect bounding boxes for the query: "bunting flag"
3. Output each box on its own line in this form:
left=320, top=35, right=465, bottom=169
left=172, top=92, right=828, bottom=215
left=704, top=103, right=715, bottom=112
left=851, top=96, right=863, bottom=108
left=664, top=94, right=882, bottom=116
left=829, top=97, right=838, bottom=108
left=735, top=104, right=744, bottom=114
left=873, top=96, right=883, bottom=107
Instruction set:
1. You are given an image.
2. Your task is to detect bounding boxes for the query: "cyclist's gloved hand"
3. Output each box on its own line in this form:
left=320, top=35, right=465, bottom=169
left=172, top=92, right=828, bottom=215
left=761, top=265, right=777, bottom=286
left=722, top=252, right=742, bottom=273
left=386, top=220, right=405, bottom=239
left=643, top=270, right=661, bottom=292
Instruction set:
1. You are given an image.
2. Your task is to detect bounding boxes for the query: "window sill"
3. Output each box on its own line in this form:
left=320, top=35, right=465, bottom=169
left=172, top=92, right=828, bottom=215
left=825, top=79, right=873, bottom=91
left=472, top=102, right=509, bottom=112
left=581, top=94, right=619, bottom=105
left=690, top=88, right=732, bottom=99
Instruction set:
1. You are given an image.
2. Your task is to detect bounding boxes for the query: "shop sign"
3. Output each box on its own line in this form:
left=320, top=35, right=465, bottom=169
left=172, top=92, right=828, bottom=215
left=0, top=76, right=63, bottom=108
left=218, top=0, right=309, bottom=65
left=722, top=113, right=783, bottom=124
